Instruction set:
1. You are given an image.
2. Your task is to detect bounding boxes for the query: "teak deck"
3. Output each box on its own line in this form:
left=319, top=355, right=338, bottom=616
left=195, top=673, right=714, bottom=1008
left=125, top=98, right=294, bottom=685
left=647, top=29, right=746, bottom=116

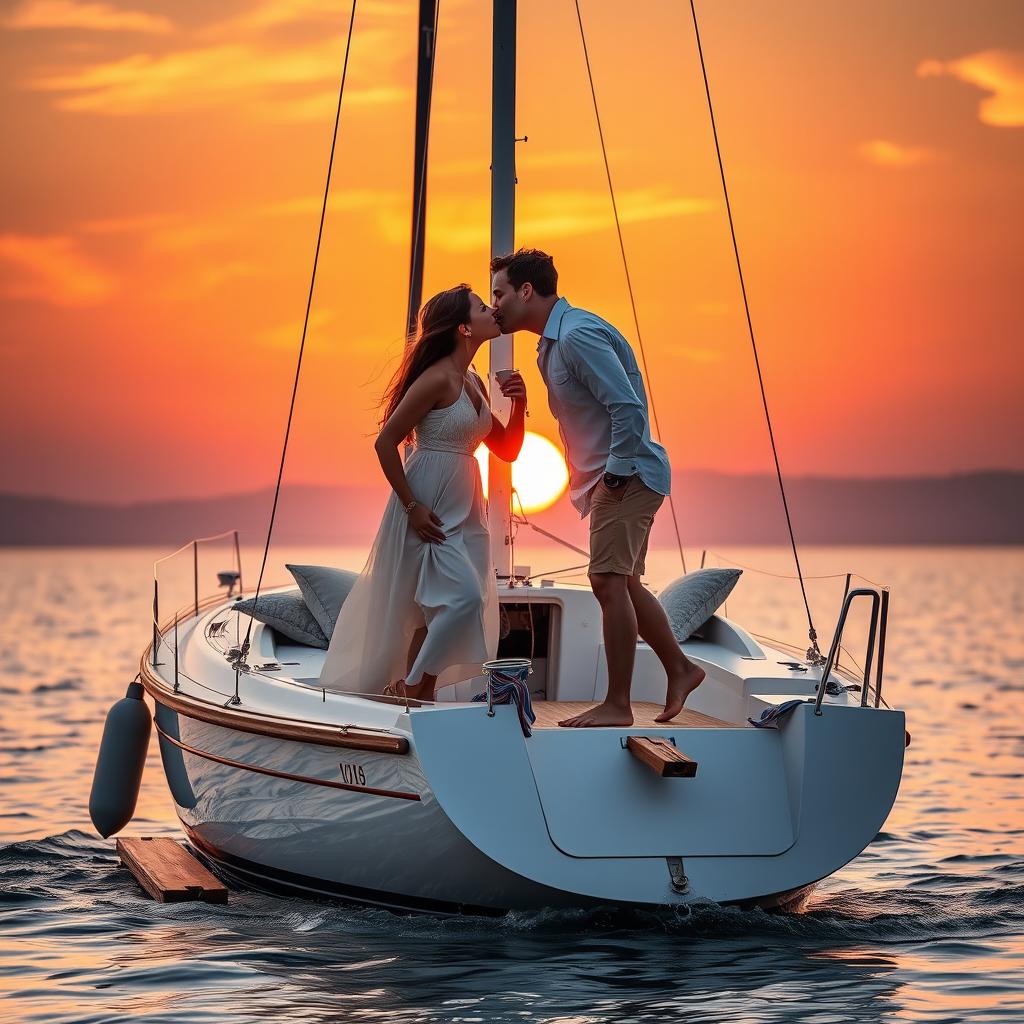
left=531, top=701, right=737, bottom=730
left=117, top=837, right=228, bottom=904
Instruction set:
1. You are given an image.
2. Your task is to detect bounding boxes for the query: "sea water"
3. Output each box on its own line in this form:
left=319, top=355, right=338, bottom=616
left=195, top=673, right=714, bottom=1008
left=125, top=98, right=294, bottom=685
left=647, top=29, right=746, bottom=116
left=1, top=545, right=1021, bottom=1023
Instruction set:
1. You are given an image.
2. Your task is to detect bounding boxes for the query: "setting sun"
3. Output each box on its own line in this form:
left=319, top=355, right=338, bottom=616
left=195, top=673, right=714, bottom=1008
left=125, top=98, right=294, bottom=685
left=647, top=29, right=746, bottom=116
left=475, top=431, right=569, bottom=514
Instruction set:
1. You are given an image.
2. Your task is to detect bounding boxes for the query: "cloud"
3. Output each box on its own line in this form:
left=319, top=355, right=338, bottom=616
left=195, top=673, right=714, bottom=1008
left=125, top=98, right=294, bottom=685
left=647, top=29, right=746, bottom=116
left=23, top=29, right=410, bottom=118
left=392, top=189, right=715, bottom=252
left=917, top=49, right=1024, bottom=127
left=678, top=347, right=721, bottom=364
left=24, top=28, right=409, bottom=118
left=260, top=84, right=411, bottom=122
left=2, top=1, right=173, bottom=34
left=26, top=40, right=346, bottom=115
left=257, top=309, right=335, bottom=349
left=858, top=139, right=941, bottom=168
left=200, top=0, right=412, bottom=40
left=433, top=148, right=624, bottom=179
left=259, top=189, right=402, bottom=219
left=78, top=212, right=172, bottom=234
left=197, top=262, right=260, bottom=290
left=0, top=234, right=118, bottom=305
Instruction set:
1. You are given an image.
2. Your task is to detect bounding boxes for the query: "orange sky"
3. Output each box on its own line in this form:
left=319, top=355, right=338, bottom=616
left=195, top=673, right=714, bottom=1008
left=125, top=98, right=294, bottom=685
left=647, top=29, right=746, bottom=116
left=1, top=0, right=1022, bottom=502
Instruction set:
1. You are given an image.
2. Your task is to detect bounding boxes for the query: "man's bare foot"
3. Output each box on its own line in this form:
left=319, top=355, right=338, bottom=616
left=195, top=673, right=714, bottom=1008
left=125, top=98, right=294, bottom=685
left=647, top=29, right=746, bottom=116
left=558, top=702, right=634, bottom=728
left=655, top=663, right=706, bottom=722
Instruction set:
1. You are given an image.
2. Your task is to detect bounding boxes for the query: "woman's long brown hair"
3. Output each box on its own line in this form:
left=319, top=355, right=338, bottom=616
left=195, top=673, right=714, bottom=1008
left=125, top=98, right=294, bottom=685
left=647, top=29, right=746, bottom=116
left=380, top=284, right=472, bottom=432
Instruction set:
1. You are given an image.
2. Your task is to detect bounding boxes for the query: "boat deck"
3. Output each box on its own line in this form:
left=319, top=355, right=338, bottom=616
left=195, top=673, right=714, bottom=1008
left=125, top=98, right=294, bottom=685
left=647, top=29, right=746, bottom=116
left=531, top=702, right=739, bottom=730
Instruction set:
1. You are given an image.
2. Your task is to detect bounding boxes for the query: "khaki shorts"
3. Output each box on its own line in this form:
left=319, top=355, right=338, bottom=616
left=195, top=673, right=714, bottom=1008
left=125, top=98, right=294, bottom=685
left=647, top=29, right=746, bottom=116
left=589, top=476, right=665, bottom=577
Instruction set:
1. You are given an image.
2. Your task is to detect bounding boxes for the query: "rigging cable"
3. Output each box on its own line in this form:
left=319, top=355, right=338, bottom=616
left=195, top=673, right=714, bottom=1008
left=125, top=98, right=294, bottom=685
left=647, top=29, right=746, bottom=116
left=685, top=0, right=822, bottom=660
left=240, top=1, right=359, bottom=659
left=573, top=0, right=687, bottom=575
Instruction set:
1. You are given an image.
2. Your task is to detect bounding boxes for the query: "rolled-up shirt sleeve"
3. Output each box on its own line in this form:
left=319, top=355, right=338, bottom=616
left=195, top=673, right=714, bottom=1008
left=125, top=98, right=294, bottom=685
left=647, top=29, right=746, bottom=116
left=561, top=325, right=645, bottom=476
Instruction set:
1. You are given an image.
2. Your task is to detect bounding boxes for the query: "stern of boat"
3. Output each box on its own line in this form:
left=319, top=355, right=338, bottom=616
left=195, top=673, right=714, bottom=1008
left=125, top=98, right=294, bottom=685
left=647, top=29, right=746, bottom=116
left=410, top=696, right=905, bottom=907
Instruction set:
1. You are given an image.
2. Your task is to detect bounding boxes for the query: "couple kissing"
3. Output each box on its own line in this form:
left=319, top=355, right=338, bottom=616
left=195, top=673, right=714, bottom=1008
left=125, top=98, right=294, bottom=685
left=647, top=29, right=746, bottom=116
left=319, top=248, right=704, bottom=727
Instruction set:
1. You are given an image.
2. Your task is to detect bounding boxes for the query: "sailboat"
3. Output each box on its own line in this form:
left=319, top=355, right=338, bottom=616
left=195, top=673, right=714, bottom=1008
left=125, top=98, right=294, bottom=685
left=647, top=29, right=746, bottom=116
left=91, top=1, right=906, bottom=914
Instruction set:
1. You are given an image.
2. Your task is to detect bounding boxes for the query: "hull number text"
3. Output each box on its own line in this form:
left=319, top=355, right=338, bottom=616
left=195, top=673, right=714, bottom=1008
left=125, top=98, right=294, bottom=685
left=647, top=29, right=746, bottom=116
left=339, top=762, right=367, bottom=787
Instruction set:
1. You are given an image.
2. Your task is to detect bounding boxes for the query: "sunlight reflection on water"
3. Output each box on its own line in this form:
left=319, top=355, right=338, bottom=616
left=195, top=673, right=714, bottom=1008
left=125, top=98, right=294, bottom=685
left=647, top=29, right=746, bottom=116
left=0, top=546, right=1021, bottom=1023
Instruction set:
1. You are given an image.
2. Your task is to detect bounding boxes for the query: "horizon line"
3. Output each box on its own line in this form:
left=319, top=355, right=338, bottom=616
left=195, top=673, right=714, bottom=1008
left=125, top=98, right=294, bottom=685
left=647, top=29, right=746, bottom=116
left=2, top=467, right=1021, bottom=509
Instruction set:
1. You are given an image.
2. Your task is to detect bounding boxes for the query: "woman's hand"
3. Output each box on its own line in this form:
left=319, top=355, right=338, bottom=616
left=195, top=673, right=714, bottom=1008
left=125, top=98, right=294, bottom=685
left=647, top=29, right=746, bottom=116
left=408, top=503, right=445, bottom=543
left=497, top=371, right=526, bottom=403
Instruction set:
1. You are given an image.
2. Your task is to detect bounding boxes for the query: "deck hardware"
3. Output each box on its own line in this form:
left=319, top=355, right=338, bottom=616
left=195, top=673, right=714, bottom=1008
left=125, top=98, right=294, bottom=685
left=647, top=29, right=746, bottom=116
left=208, top=620, right=228, bottom=638
left=192, top=541, right=199, bottom=616
left=226, top=663, right=242, bottom=706
left=667, top=857, right=689, bottom=894
left=778, top=661, right=808, bottom=672
left=217, top=570, right=241, bottom=598
left=225, top=645, right=250, bottom=673
left=151, top=579, right=162, bottom=667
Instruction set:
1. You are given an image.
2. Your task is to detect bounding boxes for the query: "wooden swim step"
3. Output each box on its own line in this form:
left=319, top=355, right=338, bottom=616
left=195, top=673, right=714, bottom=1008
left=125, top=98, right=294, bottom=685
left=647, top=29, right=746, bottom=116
left=117, top=837, right=228, bottom=904
left=627, top=736, right=698, bottom=778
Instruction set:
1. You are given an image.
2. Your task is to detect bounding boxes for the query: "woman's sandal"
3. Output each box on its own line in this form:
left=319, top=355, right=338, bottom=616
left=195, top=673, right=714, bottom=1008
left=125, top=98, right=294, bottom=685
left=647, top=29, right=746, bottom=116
left=384, top=680, right=415, bottom=700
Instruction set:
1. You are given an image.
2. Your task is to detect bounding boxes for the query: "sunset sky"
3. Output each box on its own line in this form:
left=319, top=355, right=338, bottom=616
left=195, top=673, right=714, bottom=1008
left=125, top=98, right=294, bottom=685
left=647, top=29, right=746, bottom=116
left=1, top=0, right=1021, bottom=503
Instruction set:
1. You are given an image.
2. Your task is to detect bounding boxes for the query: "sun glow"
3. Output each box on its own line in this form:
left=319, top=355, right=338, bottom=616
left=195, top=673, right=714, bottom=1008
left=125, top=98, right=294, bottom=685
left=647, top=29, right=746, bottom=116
left=475, top=431, right=569, bottom=514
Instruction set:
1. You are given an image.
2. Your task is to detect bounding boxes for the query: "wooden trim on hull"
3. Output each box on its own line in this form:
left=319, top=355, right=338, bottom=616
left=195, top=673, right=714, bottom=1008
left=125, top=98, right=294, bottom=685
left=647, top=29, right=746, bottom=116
left=140, top=656, right=410, bottom=754
left=155, top=723, right=421, bottom=802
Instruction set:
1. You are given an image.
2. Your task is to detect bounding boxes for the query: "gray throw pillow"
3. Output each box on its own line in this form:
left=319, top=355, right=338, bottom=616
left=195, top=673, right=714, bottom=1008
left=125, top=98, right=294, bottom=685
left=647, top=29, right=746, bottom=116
left=658, top=568, right=742, bottom=642
left=234, top=589, right=328, bottom=649
left=286, top=564, right=359, bottom=638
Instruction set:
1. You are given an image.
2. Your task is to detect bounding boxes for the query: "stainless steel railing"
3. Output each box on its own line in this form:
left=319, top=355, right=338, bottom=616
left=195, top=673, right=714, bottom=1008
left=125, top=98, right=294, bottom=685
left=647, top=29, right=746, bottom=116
left=813, top=586, right=890, bottom=715
left=151, top=529, right=242, bottom=669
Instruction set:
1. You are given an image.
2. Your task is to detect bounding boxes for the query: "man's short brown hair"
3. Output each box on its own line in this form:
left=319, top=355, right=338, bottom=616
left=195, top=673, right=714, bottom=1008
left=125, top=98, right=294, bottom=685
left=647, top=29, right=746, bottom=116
left=489, top=248, right=558, bottom=297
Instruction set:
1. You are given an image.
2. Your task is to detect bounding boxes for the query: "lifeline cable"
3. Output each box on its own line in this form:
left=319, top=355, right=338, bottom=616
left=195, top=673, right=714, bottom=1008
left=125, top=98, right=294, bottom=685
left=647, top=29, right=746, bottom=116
left=573, top=0, right=687, bottom=575
left=241, top=1, right=359, bottom=659
left=686, top=0, right=821, bottom=658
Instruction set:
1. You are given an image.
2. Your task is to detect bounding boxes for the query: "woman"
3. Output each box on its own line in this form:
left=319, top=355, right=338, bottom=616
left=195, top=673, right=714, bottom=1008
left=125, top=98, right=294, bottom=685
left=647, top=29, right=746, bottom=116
left=320, top=284, right=526, bottom=701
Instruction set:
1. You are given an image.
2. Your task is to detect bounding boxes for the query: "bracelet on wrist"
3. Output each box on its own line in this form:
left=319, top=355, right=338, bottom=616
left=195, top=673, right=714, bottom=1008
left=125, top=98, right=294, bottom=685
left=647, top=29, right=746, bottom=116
left=404, top=499, right=418, bottom=515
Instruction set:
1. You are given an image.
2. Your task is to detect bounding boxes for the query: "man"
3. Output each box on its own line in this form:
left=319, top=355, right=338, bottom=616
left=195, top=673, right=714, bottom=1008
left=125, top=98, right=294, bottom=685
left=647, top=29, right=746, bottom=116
left=491, top=248, right=704, bottom=727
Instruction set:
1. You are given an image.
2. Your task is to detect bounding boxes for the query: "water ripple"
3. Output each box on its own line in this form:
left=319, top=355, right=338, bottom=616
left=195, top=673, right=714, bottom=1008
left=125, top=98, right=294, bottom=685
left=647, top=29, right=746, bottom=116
left=0, top=546, right=1022, bottom=1023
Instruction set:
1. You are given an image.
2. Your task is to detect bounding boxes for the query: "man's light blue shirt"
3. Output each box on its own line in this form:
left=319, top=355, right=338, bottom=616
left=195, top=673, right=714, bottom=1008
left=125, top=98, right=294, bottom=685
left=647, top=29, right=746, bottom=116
left=536, top=297, right=671, bottom=517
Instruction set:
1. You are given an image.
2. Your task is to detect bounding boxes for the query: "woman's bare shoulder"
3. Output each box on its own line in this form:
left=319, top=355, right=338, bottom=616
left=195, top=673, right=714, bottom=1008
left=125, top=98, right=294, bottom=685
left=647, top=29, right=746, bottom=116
left=406, top=362, right=450, bottom=396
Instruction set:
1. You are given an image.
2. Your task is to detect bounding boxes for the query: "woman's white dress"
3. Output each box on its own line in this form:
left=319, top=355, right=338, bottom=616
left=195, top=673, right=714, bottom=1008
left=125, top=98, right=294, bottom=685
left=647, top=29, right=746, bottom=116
left=320, top=375, right=498, bottom=693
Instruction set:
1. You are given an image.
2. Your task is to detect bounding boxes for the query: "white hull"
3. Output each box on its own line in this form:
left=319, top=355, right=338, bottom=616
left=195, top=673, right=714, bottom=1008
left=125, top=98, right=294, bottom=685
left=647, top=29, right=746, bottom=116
left=143, top=582, right=905, bottom=914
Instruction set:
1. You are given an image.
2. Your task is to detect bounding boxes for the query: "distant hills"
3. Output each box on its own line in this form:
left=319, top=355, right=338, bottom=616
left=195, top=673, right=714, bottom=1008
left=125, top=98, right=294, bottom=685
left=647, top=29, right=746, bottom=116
left=1, top=471, right=1020, bottom=546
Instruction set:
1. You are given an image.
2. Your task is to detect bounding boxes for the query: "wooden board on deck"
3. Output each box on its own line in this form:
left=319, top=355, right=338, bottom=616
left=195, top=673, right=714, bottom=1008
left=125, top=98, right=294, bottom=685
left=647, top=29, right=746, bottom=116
left=531, top=701, right=737, bottom=730
left=116, top=837, right=228, bottom=904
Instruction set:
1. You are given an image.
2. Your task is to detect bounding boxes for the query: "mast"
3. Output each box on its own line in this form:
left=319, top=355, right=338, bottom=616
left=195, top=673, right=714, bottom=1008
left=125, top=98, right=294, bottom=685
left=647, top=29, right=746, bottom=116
left=489, top=0, right=516, bottom=577
left=406, top=0, right=437, bottom=334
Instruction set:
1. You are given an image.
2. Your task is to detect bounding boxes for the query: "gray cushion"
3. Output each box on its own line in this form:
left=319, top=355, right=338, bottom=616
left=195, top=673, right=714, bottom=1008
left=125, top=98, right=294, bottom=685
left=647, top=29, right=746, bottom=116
left=657, top=568, right=742, bottom=642
left=286, top=564, right=359, bottom=638
left=234, top=589, right=328, bottom=649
